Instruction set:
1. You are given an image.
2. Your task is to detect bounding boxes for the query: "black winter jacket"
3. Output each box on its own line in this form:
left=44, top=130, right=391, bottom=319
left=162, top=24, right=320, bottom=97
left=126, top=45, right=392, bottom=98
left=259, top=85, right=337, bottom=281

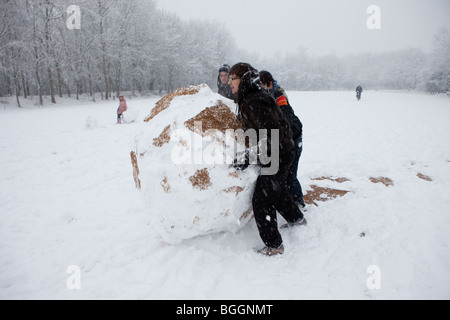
left=272, top=88, right=303, bottom=140
left=237, top=70, right=295, bottom=156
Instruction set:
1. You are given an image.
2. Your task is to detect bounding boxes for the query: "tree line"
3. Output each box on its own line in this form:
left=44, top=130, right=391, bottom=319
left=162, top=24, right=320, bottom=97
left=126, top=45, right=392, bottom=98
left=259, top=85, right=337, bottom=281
left=1, top=1, right=449, bottom=107
left=259, top=28, right=450, bottom=93
left=0, top=0, right=237, bottom=107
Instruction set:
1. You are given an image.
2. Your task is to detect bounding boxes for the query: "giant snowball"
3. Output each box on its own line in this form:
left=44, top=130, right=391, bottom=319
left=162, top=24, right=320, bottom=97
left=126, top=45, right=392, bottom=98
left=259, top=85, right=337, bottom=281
left=131, top=84, right=258, bottom=244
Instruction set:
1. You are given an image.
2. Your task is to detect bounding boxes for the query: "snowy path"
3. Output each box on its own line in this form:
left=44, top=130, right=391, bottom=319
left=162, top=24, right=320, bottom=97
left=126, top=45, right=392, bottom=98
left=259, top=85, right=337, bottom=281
left=0, top=92, right=449, bottom=299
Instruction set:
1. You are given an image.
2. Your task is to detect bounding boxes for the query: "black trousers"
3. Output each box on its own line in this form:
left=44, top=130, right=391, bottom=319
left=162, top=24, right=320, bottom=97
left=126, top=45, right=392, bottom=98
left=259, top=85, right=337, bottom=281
left=290, top=136, right=305, bottom=207
left=252, top=148, right=304, bottom=248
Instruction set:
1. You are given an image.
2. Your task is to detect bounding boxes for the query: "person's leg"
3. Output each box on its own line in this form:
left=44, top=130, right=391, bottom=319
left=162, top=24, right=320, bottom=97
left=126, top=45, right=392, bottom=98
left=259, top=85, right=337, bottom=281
left=290, top=137, right=306, bottom=207
left=252, top=175, right=283, bottom=249
left=275, top=149, right=304, bottom=223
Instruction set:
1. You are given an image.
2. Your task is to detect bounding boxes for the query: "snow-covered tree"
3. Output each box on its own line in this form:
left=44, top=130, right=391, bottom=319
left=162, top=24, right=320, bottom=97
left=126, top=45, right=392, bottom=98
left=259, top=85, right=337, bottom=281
left=0, top=0, right=238, bottom=105
left=426, top=28, right=450, bottom=93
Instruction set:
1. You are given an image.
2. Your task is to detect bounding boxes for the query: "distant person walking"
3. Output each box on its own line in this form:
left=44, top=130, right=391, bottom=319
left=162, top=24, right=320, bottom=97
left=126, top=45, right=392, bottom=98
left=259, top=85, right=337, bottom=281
left=117, top=96, right=127, bottom=124
left=217, top=64, right=238, bottom=102
left=356, top=85, right=363, bottom=101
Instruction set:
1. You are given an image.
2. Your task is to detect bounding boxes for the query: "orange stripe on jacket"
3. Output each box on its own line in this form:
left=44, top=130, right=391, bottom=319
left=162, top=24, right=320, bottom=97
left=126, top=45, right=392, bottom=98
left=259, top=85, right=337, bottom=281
left=276, top=95, right=288, bottom=107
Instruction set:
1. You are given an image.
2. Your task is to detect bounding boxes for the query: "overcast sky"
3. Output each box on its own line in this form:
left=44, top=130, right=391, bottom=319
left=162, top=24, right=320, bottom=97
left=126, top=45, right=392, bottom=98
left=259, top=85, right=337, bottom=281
left=155, top=0, right=450, bottom=58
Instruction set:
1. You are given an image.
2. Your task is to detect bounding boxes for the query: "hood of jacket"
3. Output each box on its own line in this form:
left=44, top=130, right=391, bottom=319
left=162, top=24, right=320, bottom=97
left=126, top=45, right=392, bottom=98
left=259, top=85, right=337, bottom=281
left=237, top=70, right=263, bottom=104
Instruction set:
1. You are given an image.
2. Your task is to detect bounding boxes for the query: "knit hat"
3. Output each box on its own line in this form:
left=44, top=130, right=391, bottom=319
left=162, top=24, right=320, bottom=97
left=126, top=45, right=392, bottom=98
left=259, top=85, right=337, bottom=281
left=219, top=64, right=231, bottom=74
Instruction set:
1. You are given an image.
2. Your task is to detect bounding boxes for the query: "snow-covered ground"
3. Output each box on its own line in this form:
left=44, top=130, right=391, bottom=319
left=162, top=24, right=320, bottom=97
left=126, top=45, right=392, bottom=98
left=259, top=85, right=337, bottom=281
left=0, top=91, right=449, bottom=300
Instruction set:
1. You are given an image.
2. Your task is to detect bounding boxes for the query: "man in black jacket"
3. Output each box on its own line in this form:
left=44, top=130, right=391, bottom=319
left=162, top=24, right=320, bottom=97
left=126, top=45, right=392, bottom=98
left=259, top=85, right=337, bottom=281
left=229, top=63, right=306, bottom=256
left=260, top=71, right=306, bottom=211
left=217, top=64, right=238, bottom=102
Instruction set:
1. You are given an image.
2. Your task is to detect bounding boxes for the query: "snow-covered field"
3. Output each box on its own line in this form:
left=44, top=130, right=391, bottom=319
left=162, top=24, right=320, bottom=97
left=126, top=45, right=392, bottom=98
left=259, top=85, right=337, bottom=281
left=1, top=91, right=449, bottom=300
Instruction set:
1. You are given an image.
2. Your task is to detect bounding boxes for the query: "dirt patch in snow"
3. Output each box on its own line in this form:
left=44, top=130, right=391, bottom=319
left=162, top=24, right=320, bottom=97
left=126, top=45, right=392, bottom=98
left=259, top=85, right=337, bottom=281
left=153, top=125, right=171, bottom=147
left=130, top=151, right=141, bottom=190
left=161, top=176, right=171, bottom=193
left=240, top=207, right=254, bottom=221
left=417, top=173, right=433, bottom=181
left=189, top=168, right=212, bottom=191
left=311, top=176, right=351, bottom=183
left=304, top=185, right=350, bottom=207
left=144, top=85, right=205, bottom=123
left=370, top=177, right=394, bottom=187
left=184, top=101, right=241, bottom=136
left=224, top=186, right=244, bottom=196
left=228, top=171, right=240, bottom=179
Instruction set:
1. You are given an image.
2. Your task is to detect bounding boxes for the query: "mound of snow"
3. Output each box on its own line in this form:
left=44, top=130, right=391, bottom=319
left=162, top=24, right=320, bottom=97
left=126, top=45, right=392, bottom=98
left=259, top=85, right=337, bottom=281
left=131, top=84, right=259, bottom=244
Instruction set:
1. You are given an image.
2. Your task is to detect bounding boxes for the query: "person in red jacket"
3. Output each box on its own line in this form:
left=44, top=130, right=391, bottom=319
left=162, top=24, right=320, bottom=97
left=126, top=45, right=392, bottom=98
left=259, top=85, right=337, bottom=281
left=260, top=71, right=306, bottom=212
left=117, top=96, right=128, bottom=124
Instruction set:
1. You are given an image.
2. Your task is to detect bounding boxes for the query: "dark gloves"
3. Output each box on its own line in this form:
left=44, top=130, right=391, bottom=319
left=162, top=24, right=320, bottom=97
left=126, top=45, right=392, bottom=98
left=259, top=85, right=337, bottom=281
left=234, top=161, right=249, bottom=171
left=233, top=150, right=250, bottom=171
